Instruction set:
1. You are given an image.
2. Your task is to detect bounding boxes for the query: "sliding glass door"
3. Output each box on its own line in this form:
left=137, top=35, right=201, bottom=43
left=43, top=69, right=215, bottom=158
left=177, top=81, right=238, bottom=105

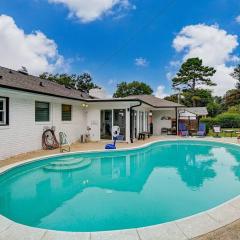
left=113, top=109, right=126, bottom=141
left=101, top=109, right=126, bottom=140
left=100, top=110, right=112, bottom=140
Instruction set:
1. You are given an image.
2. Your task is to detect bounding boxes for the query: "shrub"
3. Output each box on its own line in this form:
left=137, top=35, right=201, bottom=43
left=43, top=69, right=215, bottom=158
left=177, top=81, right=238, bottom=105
left=215, top=113, right=240, bottom=128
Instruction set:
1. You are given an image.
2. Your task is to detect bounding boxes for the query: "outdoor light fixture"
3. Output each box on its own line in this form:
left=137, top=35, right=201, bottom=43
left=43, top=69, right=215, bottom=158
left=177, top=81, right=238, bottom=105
left=81, top=103, right=89, bottom=108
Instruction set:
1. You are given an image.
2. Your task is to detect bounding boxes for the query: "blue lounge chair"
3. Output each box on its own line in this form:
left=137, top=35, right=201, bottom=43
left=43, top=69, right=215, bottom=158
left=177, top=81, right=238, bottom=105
left=179, top=123, right=189, bottom=137
left=197, top=123, right=206, bottom=137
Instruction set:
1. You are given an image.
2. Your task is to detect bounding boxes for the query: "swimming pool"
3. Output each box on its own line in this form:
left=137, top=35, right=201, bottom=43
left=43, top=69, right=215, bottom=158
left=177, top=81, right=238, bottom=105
left=0, top=140, right=240, bottom=232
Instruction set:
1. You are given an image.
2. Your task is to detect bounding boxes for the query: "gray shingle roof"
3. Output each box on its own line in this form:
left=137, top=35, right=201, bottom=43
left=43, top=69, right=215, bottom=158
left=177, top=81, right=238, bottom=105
left=0, top=66, right=92, bottom=100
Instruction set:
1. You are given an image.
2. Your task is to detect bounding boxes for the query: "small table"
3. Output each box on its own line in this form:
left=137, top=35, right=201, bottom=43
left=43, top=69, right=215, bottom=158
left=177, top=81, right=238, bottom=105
left=223, top=129, right=234, bottom=137
left=138, top=132, right=151, bottom=140
left=189, top=129, right=197, bottom=136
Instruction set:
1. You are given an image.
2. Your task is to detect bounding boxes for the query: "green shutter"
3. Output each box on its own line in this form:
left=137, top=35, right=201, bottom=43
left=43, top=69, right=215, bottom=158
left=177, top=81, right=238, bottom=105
left=62, top=104, right=72, bottom=121
left=35, top=101, right=50, bottom=122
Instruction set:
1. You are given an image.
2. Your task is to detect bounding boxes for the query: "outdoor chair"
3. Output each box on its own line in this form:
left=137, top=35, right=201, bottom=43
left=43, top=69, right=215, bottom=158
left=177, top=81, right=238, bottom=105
left=179, top=123, right=189, bottom=137
left=213, top=125, right=221, bottom=137
left=197, top=123, right=206, bottom=137
left=59, top=132, right=71, bottom=152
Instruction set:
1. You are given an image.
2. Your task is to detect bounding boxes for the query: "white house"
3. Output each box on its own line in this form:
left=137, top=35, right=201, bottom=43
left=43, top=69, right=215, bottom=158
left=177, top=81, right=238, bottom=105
left=0, top=66, right=188, bottom=160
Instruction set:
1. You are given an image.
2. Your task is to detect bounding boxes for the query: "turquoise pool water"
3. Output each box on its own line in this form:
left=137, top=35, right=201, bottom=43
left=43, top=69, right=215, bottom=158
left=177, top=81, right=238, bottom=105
left=1, top=140, right=240, bottom=232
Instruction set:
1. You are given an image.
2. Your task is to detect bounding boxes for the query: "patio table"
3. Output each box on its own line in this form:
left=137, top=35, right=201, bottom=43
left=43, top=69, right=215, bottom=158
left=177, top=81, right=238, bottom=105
left=189, top=129, right=197, bottom=136
left=223, top=129, right=234, bottom=137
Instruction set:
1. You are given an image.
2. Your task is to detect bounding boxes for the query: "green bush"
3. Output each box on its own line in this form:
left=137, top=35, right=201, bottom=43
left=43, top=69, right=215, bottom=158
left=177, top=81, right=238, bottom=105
left=215, top=113, right=240, bottom=128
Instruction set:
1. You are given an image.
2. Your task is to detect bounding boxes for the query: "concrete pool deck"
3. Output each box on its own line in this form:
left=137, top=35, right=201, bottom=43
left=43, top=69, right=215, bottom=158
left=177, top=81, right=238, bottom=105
left=1, top=136, right=240, bottom=240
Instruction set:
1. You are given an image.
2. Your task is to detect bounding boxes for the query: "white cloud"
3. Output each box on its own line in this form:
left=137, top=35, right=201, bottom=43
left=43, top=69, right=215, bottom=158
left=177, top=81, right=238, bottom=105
left=49, top=0, right=134, bottom=23
left=135, top=57, right=149, bottom=67
left=172, top=24, right=238, bottom=96
left=169, top=60, right=180, bottom=67
left=236, top=15, right=240, bottom=24
left=0, top=15, right=65, bottom=75
left=155, top=85, right=168, bottom=99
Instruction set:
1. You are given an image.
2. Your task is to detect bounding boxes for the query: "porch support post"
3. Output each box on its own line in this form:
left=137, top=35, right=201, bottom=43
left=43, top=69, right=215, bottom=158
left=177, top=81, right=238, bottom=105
left=126, top=107, right=131, bottom=143
left=175, top=107, right=178, bottom=136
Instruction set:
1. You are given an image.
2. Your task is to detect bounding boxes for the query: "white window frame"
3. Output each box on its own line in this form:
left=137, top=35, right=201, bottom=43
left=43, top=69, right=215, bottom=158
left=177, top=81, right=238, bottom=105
left=0, top=98, right=6, bottom=125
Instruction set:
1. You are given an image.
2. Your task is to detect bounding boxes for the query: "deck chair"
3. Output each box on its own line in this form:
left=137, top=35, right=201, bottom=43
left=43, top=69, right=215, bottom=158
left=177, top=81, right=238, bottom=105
left=59, top=132, right=71, bottom=152
left=179, top=123, right=189, bottom=137
left=197, top=123, right=206, bottom=137
left=213, top=125, right=221, bottom=138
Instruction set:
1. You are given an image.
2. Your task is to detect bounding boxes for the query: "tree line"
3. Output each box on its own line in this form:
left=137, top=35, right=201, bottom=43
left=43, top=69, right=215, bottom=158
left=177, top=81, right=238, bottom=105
left=40, top=57, right=240, bottom=118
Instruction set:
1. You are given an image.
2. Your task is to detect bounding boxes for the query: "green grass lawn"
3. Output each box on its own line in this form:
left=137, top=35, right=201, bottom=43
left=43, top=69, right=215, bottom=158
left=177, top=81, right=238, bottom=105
left=208, top=128, right=240, bottom=137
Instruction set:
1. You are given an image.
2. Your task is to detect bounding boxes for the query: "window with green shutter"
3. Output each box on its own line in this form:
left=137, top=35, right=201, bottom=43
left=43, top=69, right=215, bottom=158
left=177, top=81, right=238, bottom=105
left=35, top=101, right=50, bottom=122
left=62, top=104, right=72, bottom=121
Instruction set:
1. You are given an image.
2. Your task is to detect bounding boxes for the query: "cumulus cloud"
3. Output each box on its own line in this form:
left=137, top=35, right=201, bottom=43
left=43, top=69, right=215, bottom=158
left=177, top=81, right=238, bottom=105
left=135, top=57, right=149, bottom=67
left=172, top=24, right=239, bottom=96
left=0, top=15, right=65, bottom=75
left=155, top=85, right=168, bottom=99
left=49, top=0, right=135, bottom=23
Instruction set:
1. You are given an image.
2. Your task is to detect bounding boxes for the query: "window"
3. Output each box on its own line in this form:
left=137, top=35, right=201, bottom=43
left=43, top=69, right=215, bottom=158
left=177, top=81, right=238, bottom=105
left=0, top=99, right=6, bottom=125
left=35, top=101, right=50, bottom=122
left=0, top=97, right=9, bottom=125
left=62, top=104, right=72, bottom=121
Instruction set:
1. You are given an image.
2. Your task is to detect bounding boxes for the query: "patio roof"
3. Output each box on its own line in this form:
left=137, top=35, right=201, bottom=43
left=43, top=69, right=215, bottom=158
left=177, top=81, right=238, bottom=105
left=180, top=107, right=208, bottom=116
left=123, top=95, right=183, bottom=108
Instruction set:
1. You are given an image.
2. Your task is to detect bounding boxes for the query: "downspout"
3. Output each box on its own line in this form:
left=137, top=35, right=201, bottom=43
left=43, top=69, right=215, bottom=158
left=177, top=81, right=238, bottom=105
left=130, top=101, right=142, bottom=143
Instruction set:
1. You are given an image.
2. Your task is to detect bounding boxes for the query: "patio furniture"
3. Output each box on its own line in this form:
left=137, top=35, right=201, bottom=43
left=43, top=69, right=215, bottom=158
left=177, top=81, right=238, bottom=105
left=161, top=128, right=168, bottom=135
left=117, top=135, right=125, bottom=141
left=213, top=125, right=221, bottom=137
left=59, top=132, right=70, bottom=152
left=138, top=132, right=151, bottom=140
left=197, top=123, right=206, bottom=137
left=179, top=123, right=189, bottom=137
left=189, top=128, right=197, bottom=136
left=223, top=129, right=234, bottom=137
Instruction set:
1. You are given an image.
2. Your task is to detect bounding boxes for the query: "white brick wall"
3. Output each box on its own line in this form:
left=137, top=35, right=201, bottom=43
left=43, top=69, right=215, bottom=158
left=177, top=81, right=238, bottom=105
left=0, top=89, right=87, bottom=160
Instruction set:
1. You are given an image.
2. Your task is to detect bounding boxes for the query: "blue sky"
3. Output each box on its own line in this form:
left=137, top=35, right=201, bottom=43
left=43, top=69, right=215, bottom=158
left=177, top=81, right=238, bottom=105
left=0, top=0, right=240, bottom=96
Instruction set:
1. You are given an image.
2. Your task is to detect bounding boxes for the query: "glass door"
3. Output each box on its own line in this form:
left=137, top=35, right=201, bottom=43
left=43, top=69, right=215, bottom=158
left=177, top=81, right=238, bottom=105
left=113, top=109, right=126, bottom=140
left=100, top=110, right=112, bottom=140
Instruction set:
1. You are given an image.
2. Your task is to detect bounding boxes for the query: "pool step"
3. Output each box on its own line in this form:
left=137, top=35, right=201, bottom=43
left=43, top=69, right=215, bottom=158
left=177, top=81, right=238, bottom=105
left=51, top=157, right=86, bottom=166
left=44, top=158, right=91, bottom=171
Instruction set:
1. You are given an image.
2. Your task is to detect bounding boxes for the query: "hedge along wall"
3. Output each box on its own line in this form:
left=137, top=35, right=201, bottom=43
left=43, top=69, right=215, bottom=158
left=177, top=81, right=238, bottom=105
left=200, top=113, right=240, bottom=129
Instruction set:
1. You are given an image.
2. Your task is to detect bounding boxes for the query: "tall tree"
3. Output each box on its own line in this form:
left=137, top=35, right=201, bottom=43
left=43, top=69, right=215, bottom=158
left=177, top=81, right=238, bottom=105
left=172, top=58, right=216, bottom=90
left=113, top=81, right=153, bottom=98
left=39, top=72, right=99, bottom=93
left=172, top=58, right=216, bottom=106
left=223, top=89, right=240, bottom=108
left=231, top=64, right=240, bottom=89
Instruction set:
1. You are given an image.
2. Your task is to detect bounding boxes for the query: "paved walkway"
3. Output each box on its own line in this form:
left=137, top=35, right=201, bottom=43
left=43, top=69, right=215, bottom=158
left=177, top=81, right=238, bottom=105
left=1, top=136, right=240, bottom=240
left=194, top=219, right=240, bottom=240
